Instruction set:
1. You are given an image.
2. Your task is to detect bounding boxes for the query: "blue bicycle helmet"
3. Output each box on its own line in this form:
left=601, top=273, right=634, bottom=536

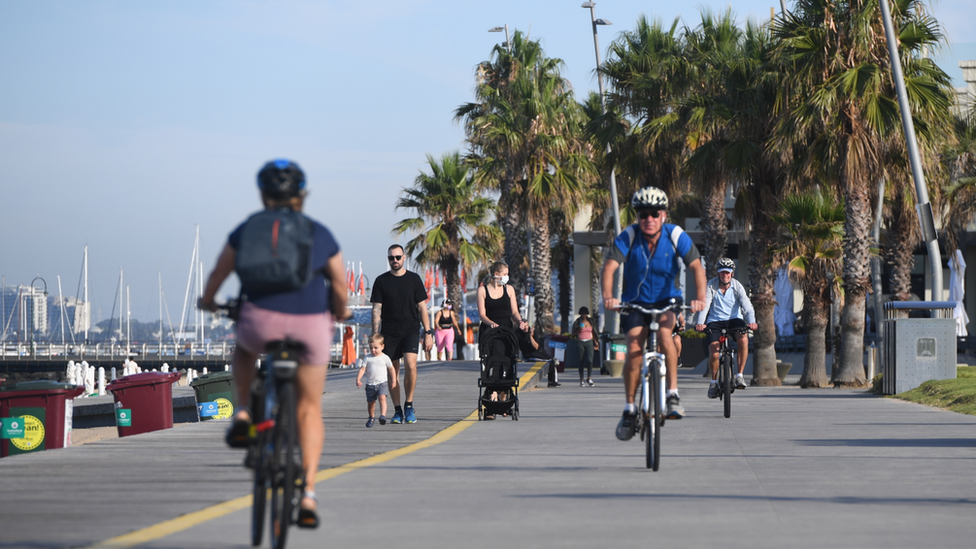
left=257, top=159, right=306, bottom=199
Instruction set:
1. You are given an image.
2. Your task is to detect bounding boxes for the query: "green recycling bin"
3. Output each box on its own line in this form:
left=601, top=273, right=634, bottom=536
left=189, top=371, right=236, bottom=421
left=1, top=380, right=85, bottom=457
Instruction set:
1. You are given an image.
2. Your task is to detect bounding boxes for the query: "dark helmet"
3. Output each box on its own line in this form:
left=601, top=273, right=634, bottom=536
left=257, top=159, right=306, bottom=199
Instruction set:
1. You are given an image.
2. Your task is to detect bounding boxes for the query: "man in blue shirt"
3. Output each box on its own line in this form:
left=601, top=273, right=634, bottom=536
left=602, top=186, right=706, bottom=441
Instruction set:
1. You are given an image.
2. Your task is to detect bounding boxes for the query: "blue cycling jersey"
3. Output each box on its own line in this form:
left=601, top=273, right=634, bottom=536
left=610, top=223, right=701, bottom=304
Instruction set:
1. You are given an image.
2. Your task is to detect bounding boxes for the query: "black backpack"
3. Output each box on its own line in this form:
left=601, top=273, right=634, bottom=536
left=235, top=208, right=314, bottom=294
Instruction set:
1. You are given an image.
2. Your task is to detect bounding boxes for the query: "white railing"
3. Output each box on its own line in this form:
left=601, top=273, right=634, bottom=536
left=0, top=342, right=236, bottom=359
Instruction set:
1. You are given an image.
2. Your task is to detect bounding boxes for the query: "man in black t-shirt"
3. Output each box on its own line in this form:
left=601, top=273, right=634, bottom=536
left=370, top=244, right=433, bottom=424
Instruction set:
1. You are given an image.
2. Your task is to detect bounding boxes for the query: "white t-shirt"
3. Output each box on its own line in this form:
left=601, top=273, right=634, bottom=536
left=360, top=354, right=393, bottom=385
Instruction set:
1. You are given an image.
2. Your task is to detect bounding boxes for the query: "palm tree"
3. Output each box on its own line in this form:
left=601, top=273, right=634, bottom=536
left=680, top=9, right=744, bottom=277
left=772, top=190, right=846, bottom=388
left=771, top=0, right=953, bottom=387
left=943, top=113, right=976, bottom=251
left=457, top=31, right=591, bottom=326
left=601, top=16, right=694, bottom=201
left=393, top=151, right=496, bottom=310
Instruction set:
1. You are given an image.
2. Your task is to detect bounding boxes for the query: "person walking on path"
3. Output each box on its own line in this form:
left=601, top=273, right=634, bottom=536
left=370, top=245, right=433, bottom=424
left=602, top=186, right=706, bottom=440
left=477, top=261, right=528, bottom=333
left=199, top=158, right=350, bottom=529
left=692, top=258, right=758, bottom=397
left=434, top=298, right=461, bottom=361
left=572, top=306, right=598, bottom=386
left=356, top=334, right=397, bottom=427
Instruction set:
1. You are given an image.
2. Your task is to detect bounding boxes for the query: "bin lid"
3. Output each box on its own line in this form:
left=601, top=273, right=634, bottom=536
left=189, top=370, right=234, bottom=387
left=0, top=380, right=81, bottom=393
left=107, top=371, right=181, bottom=391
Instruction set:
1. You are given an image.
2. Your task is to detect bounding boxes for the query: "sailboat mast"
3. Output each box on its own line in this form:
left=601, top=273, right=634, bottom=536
left=126, top=284, right=131, bottom=350
left=83, top=246, right=89, bottom=342
left=118, top=269, right=123, bottom=346
left=158, top=271, right=163, bottom=352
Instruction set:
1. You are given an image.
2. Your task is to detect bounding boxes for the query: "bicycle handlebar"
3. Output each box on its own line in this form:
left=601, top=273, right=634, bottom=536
left=700, top=326, right=753, bottom=336
left=617, top=302, right=690, bottom=316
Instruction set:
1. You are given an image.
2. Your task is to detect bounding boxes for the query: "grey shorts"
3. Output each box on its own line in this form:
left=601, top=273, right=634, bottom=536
left=365, top=382, right=390, bottom=403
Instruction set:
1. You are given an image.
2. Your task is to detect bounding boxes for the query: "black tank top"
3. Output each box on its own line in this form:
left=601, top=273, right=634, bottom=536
left=437, top=311, right=454, bottom=330
left=484, top=285, right=513, bottom=329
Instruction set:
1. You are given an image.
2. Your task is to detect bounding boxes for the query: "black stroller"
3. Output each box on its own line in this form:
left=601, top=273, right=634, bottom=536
left=478, top=325, right=520, bottom=421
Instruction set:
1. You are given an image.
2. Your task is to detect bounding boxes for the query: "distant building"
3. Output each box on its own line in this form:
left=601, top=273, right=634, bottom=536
left=953, top=60, right=976, bottom=117
left=0, top=285, right=48, bottom=341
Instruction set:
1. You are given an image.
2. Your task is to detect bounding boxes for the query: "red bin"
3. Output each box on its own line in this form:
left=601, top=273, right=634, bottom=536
left=106, top=371, right=181, bottom=437
left=1, top=380, right=85, bottom=457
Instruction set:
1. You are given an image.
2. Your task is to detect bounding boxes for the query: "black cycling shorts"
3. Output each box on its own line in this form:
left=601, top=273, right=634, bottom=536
left=620, top=298, right=683, bottom=333
left=705, top=319, right=747, bottom=345
left=381, top=329, right=421, bottom=362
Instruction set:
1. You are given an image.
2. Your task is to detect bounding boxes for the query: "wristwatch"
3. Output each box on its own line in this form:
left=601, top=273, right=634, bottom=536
left=425, top=329, right=434, bottom=335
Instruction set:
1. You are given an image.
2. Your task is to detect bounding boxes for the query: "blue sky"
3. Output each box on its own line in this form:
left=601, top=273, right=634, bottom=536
left=2, top=0, right=974, bottom=326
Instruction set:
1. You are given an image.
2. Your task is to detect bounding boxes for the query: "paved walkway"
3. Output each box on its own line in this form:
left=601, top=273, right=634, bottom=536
left=1, top=360, right=974, bottom=549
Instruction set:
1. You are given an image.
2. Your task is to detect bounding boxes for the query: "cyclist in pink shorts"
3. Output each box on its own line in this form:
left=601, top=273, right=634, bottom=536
left=434, top=299, right=461, bottom=361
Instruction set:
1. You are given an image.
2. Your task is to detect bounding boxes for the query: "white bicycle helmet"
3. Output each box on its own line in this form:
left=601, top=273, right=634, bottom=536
left=631, top=186, right=668, bottom=210
left=717, top=258, right=736, bottom=272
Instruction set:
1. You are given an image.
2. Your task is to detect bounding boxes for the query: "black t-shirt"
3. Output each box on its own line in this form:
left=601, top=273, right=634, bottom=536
left=370, top=270, right=428, bottom=336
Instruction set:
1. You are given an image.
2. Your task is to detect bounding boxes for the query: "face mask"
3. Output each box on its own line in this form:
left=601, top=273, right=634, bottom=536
left=445, top=305, right=452, bottom=310
left=497, top=275, right=509, bottom=285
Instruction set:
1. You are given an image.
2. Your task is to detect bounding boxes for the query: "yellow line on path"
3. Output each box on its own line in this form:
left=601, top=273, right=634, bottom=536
left=84, top=361, right=545, bottom=549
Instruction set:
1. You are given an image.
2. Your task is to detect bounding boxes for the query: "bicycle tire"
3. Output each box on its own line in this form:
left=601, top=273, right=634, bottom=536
left=270, top=382, right=299, bottom=549
left=722, top=353, right=732, bottom=419
left=650, top=363, right=663, bottom=471
left=250, top=380, right=268, bottom=547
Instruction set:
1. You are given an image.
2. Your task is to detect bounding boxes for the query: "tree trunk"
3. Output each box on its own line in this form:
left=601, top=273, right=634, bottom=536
left=499, top=176, right=527, bottom=292
left=530, top=209, right=555, bottom=328
left=699, top=181, right=728, bottom=276
left=591, top=247, right=604, bottom=333
left=748, top=206, right=780, bottom=385
left=800, top=289, right=832, bottom=388
left=838, top=171, right=872, bottom=388
left=885, top=191, right=916, bottom=302
left=557, top=244, right=571, bottom=333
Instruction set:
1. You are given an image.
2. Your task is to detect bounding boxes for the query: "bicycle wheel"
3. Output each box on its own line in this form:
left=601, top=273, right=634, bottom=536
left=647, top=365, right=663, bottom=471
left=722, top=353, right=732, bottom=419
left=270, top=382, right=299, bottom=549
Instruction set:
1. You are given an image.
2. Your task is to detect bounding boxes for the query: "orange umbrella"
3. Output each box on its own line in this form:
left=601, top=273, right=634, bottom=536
left=358, top=273, right=366, bottom=295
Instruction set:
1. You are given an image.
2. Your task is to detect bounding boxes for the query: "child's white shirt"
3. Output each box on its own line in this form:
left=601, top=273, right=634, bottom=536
left=360, top=354, right=393, bottom=385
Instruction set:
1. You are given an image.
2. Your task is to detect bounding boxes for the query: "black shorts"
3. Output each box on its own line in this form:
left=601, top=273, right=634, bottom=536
left=381, top=329, right=421, bottom=362
left=705, top=319, right=747, bottom=345
left=620, top=298, right=683, bottom=333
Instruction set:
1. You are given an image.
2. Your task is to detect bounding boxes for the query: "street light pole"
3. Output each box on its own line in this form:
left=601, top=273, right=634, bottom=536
left=488, top=24, right=511, bottom=53
left=878, top=0, right=942, bottom=301
left=582, top=1, right=623, bottom=333
left=29, top=276, right=48, bottom=356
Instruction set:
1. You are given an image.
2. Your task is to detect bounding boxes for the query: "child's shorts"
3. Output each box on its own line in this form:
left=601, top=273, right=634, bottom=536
left=365, top=382, right=390, bottom=403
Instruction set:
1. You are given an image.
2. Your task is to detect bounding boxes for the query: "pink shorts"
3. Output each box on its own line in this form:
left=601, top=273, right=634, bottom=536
left=435, top=328, right=455, bottom=352
left=236, top=302, right=334, bottom=366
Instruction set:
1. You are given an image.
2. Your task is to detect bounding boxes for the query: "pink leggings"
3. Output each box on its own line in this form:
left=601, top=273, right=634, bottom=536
left=435, top=328, right=455, bottom=353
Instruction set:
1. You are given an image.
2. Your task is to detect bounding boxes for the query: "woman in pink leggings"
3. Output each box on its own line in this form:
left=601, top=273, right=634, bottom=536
left=434, top=299, right=461, bottom=361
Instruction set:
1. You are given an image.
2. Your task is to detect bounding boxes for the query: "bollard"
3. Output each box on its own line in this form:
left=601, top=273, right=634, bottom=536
left=866, top=342, right=876, bottom=379
left=110, top=367, right=117, bottom=381
left=98, top=367, right=106, bottom=396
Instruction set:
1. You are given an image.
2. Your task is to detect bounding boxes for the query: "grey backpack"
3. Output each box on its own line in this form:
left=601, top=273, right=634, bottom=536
left=235, top=208, right=314, bottom=294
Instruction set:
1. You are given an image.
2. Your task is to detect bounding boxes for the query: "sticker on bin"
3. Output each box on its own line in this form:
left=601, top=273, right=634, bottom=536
left=611, top=343, right=626, bottom=360
left=199, top=399, right=234, bottom=419
left=115, top=408, right=132, bottom=427
left=1, top=417, right=26, bottom=439
left=8, top=415, right=44, bottom=451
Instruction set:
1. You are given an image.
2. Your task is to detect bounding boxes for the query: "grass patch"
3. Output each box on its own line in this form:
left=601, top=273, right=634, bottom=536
left=892, top=366, right=976, bottom=416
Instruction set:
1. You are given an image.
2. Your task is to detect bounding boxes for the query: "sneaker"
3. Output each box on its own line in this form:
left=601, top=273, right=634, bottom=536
left=547, top=381, right=562, bottom=387
left=707, top=383, right=719, bottom=399
left=404, top=406, right=417, bottom=424
left=580, top=380, right=586, bottom=387
left=391, top=410, right=403, bottom=424
left=366, top=417, right=375, bottom=428
left=587, top=378, right=595, bottom=386
left=666, top=395, right=685, bottom=419
left=735, top=374, right=747, bottom=389
left=378, top=415, right=387, bottom=425
left=615, top=411, right=638, bottom=441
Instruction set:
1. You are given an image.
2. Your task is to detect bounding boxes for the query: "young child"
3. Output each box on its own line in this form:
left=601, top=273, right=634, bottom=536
left=355, top=334, right=397, bottom=427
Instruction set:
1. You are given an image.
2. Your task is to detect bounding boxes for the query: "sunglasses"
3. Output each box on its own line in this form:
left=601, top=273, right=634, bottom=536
left=388, top=255, right=403, bottom=261
left=638, top=209, right=663, bottom=220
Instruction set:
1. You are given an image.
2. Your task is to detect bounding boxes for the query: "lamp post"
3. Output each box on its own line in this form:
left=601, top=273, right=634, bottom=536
left=581, top=1, right=623, bottom=333
left=488, top=24, right=511, bottom=53
left=29, top=276, right=48, bottom=356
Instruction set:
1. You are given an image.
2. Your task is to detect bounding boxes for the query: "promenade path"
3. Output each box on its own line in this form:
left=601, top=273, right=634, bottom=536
left=1, top=359, right=974, bottom=549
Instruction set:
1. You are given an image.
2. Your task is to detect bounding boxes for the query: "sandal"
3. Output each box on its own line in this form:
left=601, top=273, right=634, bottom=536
left=484, top=414, right=496, bottom=420
left=296, top=491, right=320, bottom=529
left=224, top=413, right=252, bottom=449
